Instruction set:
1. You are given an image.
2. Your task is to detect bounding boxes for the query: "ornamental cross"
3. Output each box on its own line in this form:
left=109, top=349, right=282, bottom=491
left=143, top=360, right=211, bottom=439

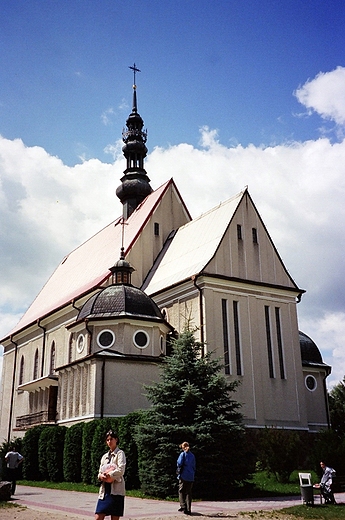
left=115, top=217, right=128, bottom=259
left=129, top=63, right=141, bottom=85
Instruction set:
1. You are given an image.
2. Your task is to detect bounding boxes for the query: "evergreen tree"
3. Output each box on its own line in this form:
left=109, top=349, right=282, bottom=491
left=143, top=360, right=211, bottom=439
left=135, top=329, right=253, bottom=499
left=329, top=376, right=345, bottom=435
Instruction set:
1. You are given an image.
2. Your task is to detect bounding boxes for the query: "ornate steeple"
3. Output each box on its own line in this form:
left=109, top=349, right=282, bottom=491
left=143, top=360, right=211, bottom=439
left=116, top=64, right=153, bottom=219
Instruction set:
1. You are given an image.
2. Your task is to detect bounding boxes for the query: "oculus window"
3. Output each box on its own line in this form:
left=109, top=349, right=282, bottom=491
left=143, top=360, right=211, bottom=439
left=97, top=329, right=115, bottom=349
left=305, top=375, right=317, bottom=391
left=133, top=330, right=149, bottom=349
left=77, top=334, right=85, bottom=353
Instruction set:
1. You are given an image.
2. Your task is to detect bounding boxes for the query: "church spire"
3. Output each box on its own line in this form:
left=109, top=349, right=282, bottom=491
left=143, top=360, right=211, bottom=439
left=116, top=63, right=153, bottom=220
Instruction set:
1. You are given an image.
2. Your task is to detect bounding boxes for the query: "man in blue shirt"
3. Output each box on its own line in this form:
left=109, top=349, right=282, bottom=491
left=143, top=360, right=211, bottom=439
left=177, top=442, right=196, bottom=515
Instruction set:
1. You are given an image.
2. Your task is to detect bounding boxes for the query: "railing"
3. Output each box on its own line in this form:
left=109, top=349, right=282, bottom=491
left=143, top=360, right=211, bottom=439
left=16, top=410, right=56, bottom=428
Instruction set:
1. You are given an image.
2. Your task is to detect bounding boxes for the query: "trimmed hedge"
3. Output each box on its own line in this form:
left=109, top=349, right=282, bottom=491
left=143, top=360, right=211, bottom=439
left=63, top=422, right=84, bottom=482
left=22, top=425, right=45, bottom=480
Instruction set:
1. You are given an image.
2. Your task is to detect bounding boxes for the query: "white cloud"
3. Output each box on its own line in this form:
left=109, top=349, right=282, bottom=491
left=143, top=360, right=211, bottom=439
left=299, top=312, right=345, bottom=389
left=101, top=107, right=115, bottom=126
left=295, top=66, right=345, bottom=125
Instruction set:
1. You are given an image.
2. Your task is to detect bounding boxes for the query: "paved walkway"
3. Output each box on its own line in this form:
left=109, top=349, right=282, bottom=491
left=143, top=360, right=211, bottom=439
left=11, top=485, right=345, bottom=519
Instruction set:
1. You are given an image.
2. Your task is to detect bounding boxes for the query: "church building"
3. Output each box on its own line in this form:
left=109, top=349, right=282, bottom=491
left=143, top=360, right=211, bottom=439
left=0, top=75, right=331, bottom=442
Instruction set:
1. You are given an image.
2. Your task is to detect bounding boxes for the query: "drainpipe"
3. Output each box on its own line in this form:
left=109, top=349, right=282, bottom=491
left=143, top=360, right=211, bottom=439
left=192, top=275, right=204, bottom=355
left=8, top=335, right=18, bottom=442
left=323, top=371, right=331, bottom=429
left=85, top=319, right=92, bottom=356
left=101, top=358, right=105, bottom=419
left=37, top=319, right=46, bottom=378
left=71, top=299, right=81, bottom=313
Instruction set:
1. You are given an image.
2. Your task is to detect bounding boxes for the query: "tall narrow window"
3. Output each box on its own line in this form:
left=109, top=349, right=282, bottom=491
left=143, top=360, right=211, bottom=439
left=221, top=299, right=230, bottom=374
left=275, top=307, right=285, bottom=379
left=265, top=306, right=274, bottom=378
left=50, top=341, right=56, bottom=374
left=252, top=227, right=258, bottom=244
left=33, top=349, right=39, bottom=380
left=154, top=222, right=160, bottom=236
left=19, top=355, right=25, bottom=385
left=237, top=224, right=242, bottom=240
left=233, top=301, right=242, bottom=375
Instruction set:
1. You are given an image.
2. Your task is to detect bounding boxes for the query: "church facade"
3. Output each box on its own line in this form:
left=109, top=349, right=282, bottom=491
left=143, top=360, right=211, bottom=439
left=0, top=80, right=331, bottom=442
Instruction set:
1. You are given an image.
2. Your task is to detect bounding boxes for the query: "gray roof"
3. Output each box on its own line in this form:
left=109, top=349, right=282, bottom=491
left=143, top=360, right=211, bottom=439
left=78, top=284, right=164, bottom=321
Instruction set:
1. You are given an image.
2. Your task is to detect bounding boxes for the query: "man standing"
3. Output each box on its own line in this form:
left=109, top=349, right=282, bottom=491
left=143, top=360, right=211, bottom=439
left=177, top=442, right=196, bottom=516
left=5, top=445, right=24, bottom=495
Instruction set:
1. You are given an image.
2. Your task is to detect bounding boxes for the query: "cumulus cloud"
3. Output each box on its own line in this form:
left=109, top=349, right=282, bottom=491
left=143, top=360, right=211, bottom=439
left=1, top=68, right=345, bottom=388
left=295, top=66, right=345, bottom=125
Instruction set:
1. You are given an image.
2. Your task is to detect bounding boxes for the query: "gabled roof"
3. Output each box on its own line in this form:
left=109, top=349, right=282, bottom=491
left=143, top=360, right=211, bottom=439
left=142, top=188, right=302, bottom=296
left=5, top=179, right=182, bottom=339
left=142, top=190, right=245, bottom=294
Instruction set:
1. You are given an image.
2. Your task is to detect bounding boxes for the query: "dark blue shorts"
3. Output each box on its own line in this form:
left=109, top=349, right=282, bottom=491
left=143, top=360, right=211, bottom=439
left=95, top=493, right=125, bottom=516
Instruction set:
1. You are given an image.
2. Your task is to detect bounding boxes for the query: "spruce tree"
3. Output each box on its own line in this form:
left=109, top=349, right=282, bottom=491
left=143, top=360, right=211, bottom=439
left=136, top=329, right=253, bottom=499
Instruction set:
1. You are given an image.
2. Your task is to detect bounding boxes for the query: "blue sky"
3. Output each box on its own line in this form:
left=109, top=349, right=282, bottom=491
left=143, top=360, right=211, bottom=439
left=1, top=0, right=344, bottom=164
left=1, top=0, right=345, bottom=387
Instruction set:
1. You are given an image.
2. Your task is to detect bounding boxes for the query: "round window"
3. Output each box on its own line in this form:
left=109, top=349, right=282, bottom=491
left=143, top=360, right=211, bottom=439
left=305, top=375, right=317, bottom=391
left=77, top=334, right=85, bottom=353
left=160, top=335, right=165, bottom=353
left=133, top=330, right=149, bottom=349
left=97, top=329, right=115, bottom=349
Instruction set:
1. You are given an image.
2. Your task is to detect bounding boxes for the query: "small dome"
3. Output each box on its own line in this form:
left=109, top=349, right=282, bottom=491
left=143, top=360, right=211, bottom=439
left=78, top=284, right=164, bottom=321
left=299, top=331, right=323, bottom=364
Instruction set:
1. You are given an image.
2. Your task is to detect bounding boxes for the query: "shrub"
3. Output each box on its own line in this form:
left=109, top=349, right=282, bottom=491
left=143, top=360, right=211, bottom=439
left=22, top=425, right=45, bottom=480
left=63, top=422, right=84, bottom=482
left=118, top=411, right=143, bottom=490
left=81, top=420, right=99, bottom=484
left=257, top=427, right=302, bottom=483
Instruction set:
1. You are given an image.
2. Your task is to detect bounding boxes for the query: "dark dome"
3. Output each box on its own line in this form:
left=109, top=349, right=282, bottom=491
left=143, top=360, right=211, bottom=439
left=299, top=331, right=323, bottom=364
left=78, top=284, right=164, bottom=321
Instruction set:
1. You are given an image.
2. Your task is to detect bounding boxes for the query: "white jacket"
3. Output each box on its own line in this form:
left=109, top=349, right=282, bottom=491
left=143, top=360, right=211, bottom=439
left=98, top=446, right=126, bottom=498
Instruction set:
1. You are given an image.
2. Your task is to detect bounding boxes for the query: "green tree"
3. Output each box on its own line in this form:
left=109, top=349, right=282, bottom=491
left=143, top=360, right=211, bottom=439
left=257, top=427, right=302, bottom=483
left=329, top=376, right=345, bottom=435
left=136, top=329, right=253, bottom=499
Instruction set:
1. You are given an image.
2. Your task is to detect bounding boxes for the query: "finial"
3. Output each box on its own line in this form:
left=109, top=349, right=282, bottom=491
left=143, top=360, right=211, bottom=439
left=129, top=63, right=141, bottom=88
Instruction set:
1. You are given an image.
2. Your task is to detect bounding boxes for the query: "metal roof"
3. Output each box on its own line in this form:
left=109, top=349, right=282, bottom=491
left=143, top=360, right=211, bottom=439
left=6, top=180, right=174, bottom=338
left=142, top=190, right=245, bottom=295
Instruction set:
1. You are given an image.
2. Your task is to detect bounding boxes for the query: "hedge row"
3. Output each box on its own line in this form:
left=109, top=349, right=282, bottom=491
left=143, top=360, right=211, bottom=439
left=20, top=412, right=142, bottom=487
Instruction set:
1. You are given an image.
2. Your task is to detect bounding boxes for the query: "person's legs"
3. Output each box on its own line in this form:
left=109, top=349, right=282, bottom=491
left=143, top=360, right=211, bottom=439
left=95, top=514, right=105, bottom=520
left=110, top=516, right=120, bottom=520
left=178, top=480, right=186, bottom=511
left=184, top=481, right=193, bottom=514
left=7, top=468, right=16, bottom=495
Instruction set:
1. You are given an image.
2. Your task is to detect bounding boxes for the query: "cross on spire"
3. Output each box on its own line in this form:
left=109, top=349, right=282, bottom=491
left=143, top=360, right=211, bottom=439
left=129, top=63, right=141, bottom=86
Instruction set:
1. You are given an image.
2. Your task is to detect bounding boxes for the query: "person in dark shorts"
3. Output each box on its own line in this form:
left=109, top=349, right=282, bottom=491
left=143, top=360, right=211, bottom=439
left=95, top=430, right=126, bottom=520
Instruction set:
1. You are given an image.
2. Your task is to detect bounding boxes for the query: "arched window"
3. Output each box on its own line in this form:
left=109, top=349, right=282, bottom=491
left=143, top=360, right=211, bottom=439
left=19, top=355, right=25, bottom=385
left=33, top=349, right=39, bottom=380
left=50, top=341, right=56, bottom=374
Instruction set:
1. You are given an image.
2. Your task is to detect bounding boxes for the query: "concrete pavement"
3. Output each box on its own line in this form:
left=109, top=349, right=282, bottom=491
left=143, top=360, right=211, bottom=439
left=11, top=485, right=345, bottom=519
